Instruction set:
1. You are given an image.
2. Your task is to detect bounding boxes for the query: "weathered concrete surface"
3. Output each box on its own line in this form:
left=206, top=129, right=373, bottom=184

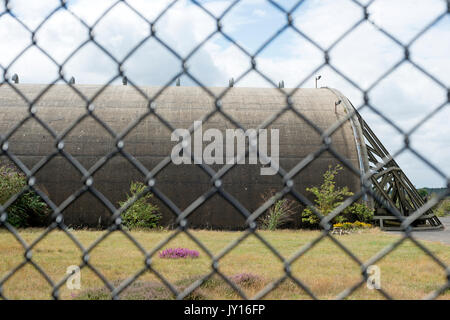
left=386, top=216, right=450, bottom=245
left=0, top=84, right=362, bottom=229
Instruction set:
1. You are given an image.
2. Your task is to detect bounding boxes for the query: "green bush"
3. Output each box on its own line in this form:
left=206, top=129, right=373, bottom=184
left=333, top=221, right=372, bottom=230
left=0, top=165, right=50, bottom=228
left=435, top=199, right=450, bottom=217
left=258, top=190, right=298, bottom=230
left=417, top=188, right=429, bottom=199
left=342, top=202, right=374, bottom=223
left=118, top=181, right=161, bottom=229
left=301, top=165, right=374, bottom=228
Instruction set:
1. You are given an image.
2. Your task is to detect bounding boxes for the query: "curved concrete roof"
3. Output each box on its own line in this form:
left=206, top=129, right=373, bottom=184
left=0, top=84, right=363, bottom=229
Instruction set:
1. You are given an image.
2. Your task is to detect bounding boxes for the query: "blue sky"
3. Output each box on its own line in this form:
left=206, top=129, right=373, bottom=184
left=0, top=0, right=449, bottom=187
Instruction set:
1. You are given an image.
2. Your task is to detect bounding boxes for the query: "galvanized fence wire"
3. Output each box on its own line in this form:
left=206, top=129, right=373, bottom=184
left=0, top=0, right=449, bottom=300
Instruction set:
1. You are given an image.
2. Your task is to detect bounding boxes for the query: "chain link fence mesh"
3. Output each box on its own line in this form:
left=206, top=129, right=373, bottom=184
left=0, top=0, right=449, bottom=300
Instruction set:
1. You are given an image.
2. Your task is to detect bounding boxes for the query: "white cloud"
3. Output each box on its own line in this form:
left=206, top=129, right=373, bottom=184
left=292, top=0, right=364, bottom=49
left=253, top=9, right=266, bottom=18
left=368, top=0, right=446, bottom=44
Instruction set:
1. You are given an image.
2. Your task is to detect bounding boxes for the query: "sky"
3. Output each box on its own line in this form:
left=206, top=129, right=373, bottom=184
left=0, top=0, right=449, bottom=188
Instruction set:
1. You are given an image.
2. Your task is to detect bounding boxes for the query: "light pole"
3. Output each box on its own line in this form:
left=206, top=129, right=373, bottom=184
left=315, top=75, right=321, bottom=88
left=335, top=99, right=342, bottom=113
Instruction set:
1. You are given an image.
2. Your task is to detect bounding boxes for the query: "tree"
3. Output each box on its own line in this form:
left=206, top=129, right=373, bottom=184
left=301, top=165, right=373, bottom=227
left=417, top=188, right=429, bottom=200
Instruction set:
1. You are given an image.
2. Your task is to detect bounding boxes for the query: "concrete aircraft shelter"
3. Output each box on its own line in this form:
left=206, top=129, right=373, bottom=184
left=0, top=84, right=365, bottom=229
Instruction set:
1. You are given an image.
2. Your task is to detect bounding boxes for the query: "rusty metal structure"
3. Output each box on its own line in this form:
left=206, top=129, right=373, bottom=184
left=355, top=110, right=443, bottom=230
left=329, top=89, right=443, bottom=231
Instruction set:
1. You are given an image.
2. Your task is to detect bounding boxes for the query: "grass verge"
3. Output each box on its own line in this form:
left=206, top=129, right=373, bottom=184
left=0, top=228, right=448, bottom=299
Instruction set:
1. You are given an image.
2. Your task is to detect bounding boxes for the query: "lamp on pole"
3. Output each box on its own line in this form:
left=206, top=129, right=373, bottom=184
left=315, top=75, right=321, bottom=88
left=335, top=99, right=342, bottom=113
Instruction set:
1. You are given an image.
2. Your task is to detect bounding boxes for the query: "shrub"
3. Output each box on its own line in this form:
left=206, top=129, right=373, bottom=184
left=0, top=165, right=50, bottom=228
left=118, top=181, right=161, bottom=229
left=302, top=165, right=374, bottom=228
left=352, top=221, right=372, bottom=229
left=417, top=188, right=429, bottom=200
left=159, top=248, right=199, bottom=259
left=333, top=221, right=372, bottom=230
left=435, top=199, right=450, bottom=217
left=258, top=190, right=298, bottom=230
left=343, top=202, right=374, bottom=223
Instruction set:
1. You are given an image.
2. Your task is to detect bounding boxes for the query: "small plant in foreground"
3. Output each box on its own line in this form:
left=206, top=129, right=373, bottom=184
left=258, top=190, right=298, bottom=230
left=118, top=181, right=161, bottom=229
left=302, top=165, right=374, bottom=228
left=0, top=165, right=50, bottom=228
left=75, top=278, right=208, bottom=300
left=230, top=273, right=263, bottom=287
left=159, top=248, right=199, bottom=259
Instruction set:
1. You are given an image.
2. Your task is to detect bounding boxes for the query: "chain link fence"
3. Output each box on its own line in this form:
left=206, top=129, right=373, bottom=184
left=0, top=0, right=449, bottom=300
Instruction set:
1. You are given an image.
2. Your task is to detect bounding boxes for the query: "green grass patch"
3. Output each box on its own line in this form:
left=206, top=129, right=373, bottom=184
left=0, top=228, right=448, bottom=300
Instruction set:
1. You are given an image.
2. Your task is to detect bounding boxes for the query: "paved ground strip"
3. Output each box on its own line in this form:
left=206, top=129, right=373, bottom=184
left=386, top=217, right=450, bottom=245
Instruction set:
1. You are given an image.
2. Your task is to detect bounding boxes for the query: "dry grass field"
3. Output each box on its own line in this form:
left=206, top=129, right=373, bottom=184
left=0, top=228, right=449, bottom=300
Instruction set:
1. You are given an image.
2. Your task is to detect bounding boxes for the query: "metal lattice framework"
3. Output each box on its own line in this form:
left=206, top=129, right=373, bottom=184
left=0, top=0, right=449, bottom=300
left=356, top=111, right=444, bottom=230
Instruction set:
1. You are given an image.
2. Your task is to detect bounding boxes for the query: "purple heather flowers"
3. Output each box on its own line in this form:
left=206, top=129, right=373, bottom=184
left=159, top=248, right=199, bottom=259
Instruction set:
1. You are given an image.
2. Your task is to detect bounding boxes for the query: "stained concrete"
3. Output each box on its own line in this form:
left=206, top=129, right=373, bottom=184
left=0, top=84, right=363, bottom=229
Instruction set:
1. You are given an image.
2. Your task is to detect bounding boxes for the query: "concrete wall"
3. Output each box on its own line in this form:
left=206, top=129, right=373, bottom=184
left=0, top=84, right=362, bottom=229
